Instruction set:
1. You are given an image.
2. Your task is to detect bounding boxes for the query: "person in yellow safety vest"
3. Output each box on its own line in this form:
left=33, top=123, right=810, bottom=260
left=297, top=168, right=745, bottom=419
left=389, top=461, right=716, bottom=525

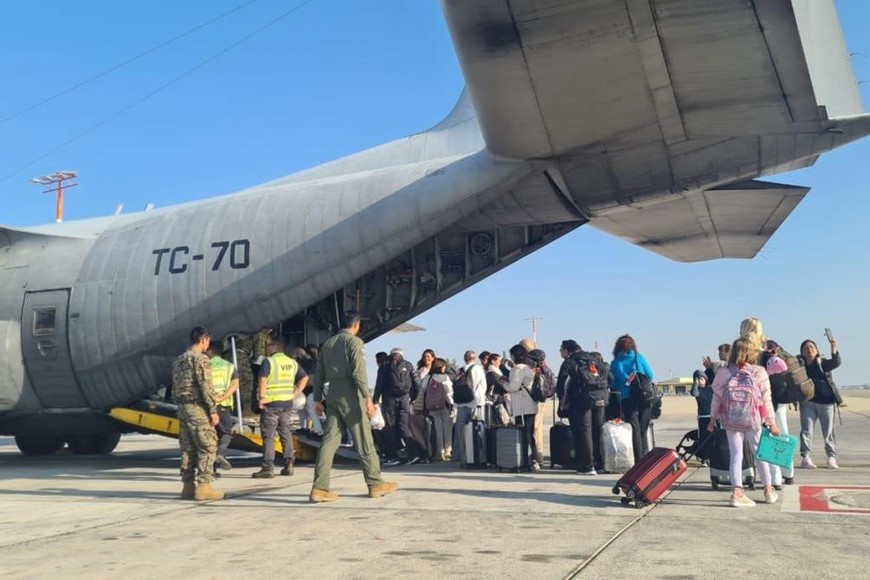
left=252, top=338, right=308, bottom=478
left=206, top=341, right=239, bottom=473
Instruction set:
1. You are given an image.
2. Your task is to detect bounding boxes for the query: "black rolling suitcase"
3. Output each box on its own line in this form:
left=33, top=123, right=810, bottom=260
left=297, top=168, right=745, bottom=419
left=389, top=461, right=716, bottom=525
left=460, top=419, right=488, bottom=469
left=486, top=427, right=498, bottom=466
left=408, top=413, right=437, bottom=461
left=709, top=427, right=755, bottom=490
left=549, top=404, right=575, bottom=468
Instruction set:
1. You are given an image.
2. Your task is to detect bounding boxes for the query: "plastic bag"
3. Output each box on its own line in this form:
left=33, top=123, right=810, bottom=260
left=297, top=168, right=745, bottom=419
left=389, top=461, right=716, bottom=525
left=601, top=420, right=634, bottom=473
left=291, top=391, right=307, bottom=411
left=370, top=405, right=385, bottom=430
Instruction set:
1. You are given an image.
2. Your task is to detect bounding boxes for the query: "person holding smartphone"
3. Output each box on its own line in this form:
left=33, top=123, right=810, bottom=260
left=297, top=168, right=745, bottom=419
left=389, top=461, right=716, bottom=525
left=797, top=331, right=843, bottom=470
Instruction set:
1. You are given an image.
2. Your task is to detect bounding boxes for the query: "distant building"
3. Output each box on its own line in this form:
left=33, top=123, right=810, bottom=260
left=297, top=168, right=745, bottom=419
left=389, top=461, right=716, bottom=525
left=657, top=377, right=693, bottom=396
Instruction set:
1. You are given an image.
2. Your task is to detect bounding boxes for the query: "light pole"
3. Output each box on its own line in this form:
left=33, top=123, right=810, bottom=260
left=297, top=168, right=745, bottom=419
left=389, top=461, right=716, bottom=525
left=31, top=171, right=78, bottom=223
left=525, top=316, right=544, bottom=345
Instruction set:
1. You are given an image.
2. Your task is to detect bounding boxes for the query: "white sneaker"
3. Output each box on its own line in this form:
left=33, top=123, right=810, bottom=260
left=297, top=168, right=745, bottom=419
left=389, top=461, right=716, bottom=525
left=826, top=457, right=839, bottom=470
left=800, top=456, right=817, bottom=469
left=531, top=461, right=541, bottom=472
left=764, top=488, right=779, bottom=504
left=730, top=492, right=756, bottom=508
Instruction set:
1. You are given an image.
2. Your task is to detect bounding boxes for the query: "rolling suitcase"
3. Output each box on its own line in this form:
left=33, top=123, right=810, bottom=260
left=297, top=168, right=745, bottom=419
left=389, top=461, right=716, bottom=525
left=461, top=419, right=488, bottom=468
left=709, top=428, right=755, bottom=490
left=486, top=427, right=498, bottom=466
left=495, top=423, right=530, bottom=472
left=408, top=414, right=437, bottom=461
left=612, top=447, right=687, bottom=509
left=549, top=404, right=575, bottom=468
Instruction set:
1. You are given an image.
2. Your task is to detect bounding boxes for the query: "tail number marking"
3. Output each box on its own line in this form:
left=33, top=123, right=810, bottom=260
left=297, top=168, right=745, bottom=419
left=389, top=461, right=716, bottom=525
left=152, top=240, right=250, bottom=275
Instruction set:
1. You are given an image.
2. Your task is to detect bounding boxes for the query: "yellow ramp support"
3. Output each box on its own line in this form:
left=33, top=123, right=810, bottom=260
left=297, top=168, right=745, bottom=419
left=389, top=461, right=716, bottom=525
left=109, top=402, right=316, bottom=462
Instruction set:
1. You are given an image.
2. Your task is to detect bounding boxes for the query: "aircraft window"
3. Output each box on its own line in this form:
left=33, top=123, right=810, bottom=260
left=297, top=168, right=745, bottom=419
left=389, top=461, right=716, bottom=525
left=33, top=308, right=56, bottom=336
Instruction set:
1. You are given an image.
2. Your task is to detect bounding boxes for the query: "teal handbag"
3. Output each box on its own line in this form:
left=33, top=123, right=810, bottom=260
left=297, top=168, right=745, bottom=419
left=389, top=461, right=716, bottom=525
left=756, top=427, right=798, bottom=469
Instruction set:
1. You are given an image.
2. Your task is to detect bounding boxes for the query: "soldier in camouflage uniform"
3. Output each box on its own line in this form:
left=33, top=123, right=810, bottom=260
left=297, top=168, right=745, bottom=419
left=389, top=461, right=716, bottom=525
left=232, top=335, right=255, bottom=416
left=252, top=327, right=274, bottom=365
left=171, top=326, right=224, bottom=501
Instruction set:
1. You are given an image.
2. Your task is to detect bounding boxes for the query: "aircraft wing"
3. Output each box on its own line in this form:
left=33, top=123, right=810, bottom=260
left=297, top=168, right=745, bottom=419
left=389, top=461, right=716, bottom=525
left=589, top=180, right=809, bottom=262
left=442, top=0, right=861, bottom=158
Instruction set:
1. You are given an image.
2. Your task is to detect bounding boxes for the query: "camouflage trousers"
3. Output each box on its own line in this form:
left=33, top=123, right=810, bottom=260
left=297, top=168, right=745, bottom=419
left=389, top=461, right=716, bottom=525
left=237, top=362, right=254, bottom=416
left=177, top=403, right=217, bottom=484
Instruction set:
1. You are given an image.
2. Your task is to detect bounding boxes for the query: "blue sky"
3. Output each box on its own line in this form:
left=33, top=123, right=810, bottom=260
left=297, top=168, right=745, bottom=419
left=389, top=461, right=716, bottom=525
left=1, top=1, right=868, bottom=385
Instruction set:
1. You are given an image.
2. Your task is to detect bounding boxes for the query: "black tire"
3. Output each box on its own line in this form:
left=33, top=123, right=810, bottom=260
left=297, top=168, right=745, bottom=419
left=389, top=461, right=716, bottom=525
left=67, top=433, right=121, bottom=455
left=620, top=497, right=631, bottom=505
left=14, top=435, right=65, bottom=456
left=746, top=478, right=756, bottom=491
left=611, top=485, right=621, bottom=495
left=635, top=500, right=647, bottom=509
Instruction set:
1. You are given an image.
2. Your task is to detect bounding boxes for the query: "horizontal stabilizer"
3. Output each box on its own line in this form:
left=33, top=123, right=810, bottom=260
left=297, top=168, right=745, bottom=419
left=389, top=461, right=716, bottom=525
left=590, top=180, right=810, bottom=262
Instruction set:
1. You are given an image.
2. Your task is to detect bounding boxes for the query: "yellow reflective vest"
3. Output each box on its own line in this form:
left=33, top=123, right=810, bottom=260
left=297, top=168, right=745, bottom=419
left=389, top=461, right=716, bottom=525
left=210, top=357, right=235, bottom=409
left=264, top=353, right=298, bottom=404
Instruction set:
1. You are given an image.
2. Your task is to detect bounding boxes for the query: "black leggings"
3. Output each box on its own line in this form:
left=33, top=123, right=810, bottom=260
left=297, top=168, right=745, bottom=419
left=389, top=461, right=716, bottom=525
left=515, top=414, right=539, bottom=464
left=622, top=397, right=651, bottom=463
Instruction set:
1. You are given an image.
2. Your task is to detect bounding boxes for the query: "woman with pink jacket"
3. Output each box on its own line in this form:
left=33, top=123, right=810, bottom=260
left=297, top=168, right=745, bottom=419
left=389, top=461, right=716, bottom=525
left=708, top=337, right=781, bottom=507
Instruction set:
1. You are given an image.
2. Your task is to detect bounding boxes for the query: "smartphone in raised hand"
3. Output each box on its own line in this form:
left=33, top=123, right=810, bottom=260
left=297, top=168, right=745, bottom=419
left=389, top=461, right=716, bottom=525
left=824, top=328, right=834, bottom=343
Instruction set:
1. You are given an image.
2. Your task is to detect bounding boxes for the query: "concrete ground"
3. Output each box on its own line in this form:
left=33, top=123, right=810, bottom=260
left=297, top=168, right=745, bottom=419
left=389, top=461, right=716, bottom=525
left=2, top=393, right=869, bottom=579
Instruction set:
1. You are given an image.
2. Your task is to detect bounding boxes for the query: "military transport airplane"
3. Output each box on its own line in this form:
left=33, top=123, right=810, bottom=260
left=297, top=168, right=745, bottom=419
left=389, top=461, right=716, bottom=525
left=2, top=0, right=868, bottom=455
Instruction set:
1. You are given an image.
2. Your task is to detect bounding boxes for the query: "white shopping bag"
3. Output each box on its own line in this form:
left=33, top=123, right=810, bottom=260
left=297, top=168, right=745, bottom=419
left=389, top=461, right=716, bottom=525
left=602, top=420, right=635, bottom=473
left=370, top=405, right=386, bottom=430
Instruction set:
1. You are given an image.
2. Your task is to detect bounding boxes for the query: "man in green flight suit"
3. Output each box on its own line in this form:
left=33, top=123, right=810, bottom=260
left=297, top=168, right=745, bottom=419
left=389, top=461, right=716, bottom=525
left=309, top=311, right=397, bottom=503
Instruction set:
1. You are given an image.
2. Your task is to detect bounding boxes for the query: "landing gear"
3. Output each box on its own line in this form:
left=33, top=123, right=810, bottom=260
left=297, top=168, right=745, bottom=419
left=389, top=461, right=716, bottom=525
left=67, top=433, right=121, bottom=455
left=14, top=435, right=65, bottom=456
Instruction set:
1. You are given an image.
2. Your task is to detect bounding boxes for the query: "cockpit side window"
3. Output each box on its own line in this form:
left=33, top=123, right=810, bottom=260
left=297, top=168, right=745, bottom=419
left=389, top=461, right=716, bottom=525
left=33, top=308, right=56, bottom=336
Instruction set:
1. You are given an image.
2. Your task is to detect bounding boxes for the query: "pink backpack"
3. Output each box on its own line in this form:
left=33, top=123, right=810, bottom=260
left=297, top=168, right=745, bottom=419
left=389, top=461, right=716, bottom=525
left=722, top=368, right=762, bottom=431
left=765, top=355, right=788, bottom=376
left=424, top=377, right=450, bottom=412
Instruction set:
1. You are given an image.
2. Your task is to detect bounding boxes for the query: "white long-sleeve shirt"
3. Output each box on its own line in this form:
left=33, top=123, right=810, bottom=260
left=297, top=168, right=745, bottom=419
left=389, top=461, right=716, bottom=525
left=457, top=362, right=487, bottom=409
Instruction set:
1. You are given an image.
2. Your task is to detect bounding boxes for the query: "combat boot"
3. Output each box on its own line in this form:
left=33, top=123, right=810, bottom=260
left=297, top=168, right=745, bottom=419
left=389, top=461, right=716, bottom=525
left=368, top=481, right=399, bottom=498
left=194, top=482, right=224, bottom=501
left=309, top=488, right=338, bottom=503
left=181, top=481, right=196, bottom=500
left=280, top=459, right=294, bottom=476
left=251, top=467, right=275, bottom=479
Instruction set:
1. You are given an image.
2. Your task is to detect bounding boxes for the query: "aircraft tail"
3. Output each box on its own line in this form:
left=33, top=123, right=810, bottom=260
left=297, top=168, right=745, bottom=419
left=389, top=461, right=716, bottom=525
left=792, top=0, right=865, bottom=119
left=258, top=89, right=483, bottom=188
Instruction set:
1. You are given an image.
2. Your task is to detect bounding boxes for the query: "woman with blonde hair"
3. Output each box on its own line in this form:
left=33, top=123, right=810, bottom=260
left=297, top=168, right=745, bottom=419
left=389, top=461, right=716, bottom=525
left=709, top=337, right=780, bottom=507
left=739, top=317, right=766, bottom=360
left=741, top=317, right=796, bottom=488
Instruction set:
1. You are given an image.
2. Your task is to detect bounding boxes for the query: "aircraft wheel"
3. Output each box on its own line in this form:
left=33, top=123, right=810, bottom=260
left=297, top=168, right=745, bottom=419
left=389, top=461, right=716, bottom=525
left=14, top=435, right=65, bottom=456
left=67, top=433, right=122, bottom=455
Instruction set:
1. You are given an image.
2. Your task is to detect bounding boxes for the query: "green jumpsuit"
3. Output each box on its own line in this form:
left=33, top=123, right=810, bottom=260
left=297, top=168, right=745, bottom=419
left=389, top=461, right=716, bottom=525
left=312, top=329, right=384, bottom=490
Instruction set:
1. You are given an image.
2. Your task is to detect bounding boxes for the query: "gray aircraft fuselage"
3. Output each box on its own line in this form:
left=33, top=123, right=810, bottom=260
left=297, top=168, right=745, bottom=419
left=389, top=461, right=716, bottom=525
left=1, top=0, right=868, bottom=452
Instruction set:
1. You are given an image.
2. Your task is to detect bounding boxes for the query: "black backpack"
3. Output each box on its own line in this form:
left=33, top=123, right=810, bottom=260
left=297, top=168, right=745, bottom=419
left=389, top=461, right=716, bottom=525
left=452, top=366, right=476, bottom=404
left=629, top=355, right=657, bottom=406
left=571, top=353, right=610, bottom=408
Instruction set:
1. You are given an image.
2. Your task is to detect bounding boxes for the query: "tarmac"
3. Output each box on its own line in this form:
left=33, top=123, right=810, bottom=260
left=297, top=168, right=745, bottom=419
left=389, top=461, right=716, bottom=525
left=1, top=393, right=869, bottom=579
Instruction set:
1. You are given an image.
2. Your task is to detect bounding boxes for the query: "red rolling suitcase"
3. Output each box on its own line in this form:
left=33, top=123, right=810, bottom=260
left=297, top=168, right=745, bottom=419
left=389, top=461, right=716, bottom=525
left=612, top=447, right=687, bottom=509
